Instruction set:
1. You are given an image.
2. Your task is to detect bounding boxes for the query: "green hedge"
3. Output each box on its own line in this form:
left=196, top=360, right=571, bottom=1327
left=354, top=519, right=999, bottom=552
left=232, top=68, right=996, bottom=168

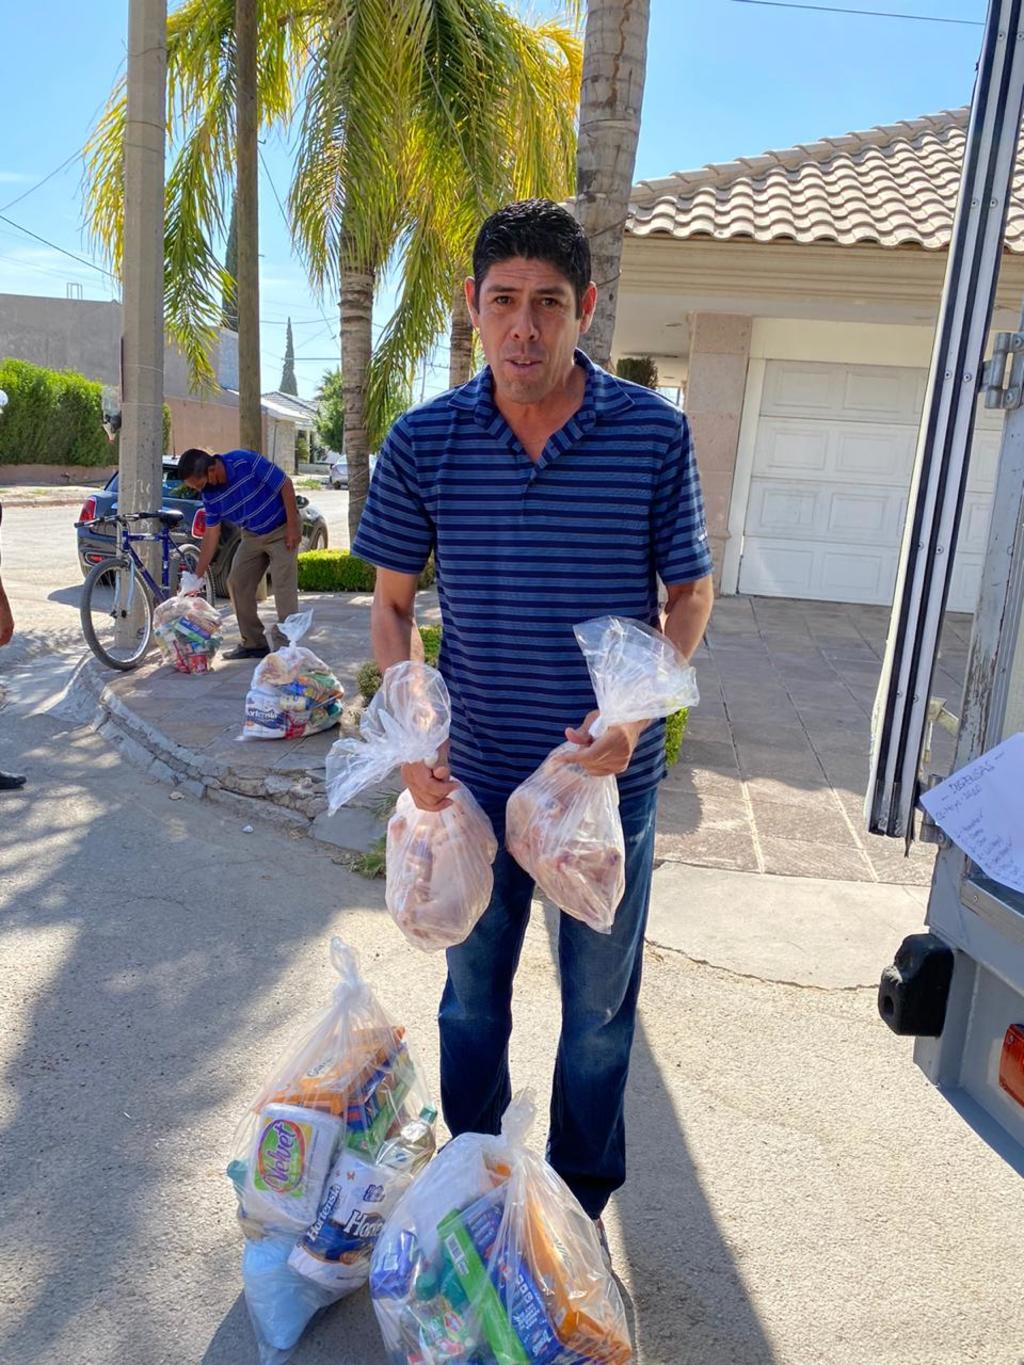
left=0, top=358, right=113, bottom=466
left=665, top=708, right=688, bottom=767
left=0, top=357, right=173, bottom=467
left=298, top=548, right=436, bottom=594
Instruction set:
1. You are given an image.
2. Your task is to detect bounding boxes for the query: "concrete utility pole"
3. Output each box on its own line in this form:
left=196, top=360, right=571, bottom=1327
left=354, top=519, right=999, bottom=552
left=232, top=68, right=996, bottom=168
left=235, top=0, right=262, bottom=451
left=120, top=0, right=167, bottom=576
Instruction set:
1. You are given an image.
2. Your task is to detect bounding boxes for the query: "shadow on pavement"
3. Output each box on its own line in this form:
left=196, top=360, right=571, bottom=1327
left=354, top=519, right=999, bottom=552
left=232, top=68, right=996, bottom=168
left=539, top=906, right=776, bottom=1365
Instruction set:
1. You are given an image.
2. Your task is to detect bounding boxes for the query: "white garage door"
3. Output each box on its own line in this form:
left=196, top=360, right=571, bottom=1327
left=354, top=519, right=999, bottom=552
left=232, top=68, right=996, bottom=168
left=737, top=359, right=999, bottom=612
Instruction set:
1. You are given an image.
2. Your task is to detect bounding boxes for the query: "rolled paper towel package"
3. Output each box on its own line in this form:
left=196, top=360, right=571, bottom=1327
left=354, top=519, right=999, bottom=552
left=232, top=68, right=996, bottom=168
left=288, top=1149, right=408, bottom=1290
left=242, top=1102, right=343, bottom=1234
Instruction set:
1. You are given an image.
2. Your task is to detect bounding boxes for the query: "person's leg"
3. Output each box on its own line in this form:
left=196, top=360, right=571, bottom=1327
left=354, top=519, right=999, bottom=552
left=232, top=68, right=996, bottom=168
left=227, top=533, right=270, bottom=650
left=548, top=785, right=659, bottom=1217
left=264, top=529, right=299, bottom=648
left=439, top=836, right=536, bottom=1138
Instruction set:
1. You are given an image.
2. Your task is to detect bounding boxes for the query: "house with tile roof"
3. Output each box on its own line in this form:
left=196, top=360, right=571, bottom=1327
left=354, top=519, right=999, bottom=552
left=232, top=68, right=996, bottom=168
left=613, top=109, right=1024, bottom=611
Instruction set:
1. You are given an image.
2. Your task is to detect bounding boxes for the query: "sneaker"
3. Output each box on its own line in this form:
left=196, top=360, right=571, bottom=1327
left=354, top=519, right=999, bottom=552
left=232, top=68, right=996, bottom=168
left=222, top=644, right=270, bottom=661
left=593, top=1216, right=612, bottom=1269
left=0, top=770, right=26, bottom=791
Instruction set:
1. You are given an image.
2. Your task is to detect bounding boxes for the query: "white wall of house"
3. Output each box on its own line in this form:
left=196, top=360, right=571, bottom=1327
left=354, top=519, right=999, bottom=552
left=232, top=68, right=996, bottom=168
left=722, top=318, right=1000, bottom=613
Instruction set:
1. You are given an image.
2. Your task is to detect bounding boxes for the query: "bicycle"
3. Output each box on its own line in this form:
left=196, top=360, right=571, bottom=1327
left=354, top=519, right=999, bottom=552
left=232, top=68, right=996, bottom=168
left=75, top=509, right=213, bottom=670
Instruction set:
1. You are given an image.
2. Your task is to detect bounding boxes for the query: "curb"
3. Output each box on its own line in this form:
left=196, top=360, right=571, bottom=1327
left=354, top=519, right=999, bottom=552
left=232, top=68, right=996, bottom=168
left=65, top=656, right=389, bottom=852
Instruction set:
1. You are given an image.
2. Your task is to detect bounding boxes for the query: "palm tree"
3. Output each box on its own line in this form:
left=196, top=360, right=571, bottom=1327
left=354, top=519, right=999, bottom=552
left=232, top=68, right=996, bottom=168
left=84, top=0, right=581, bottom=541
left=574, top=0, right=651, bottom=369
left=289, top=1, right=581, bottom=539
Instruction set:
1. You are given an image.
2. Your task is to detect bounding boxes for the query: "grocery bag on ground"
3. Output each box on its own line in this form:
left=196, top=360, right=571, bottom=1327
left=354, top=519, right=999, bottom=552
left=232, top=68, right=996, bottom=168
left=227, top=938, right=437, bottom=1364
left=326, top=661, right=498, bottom=952
left=242, top=610, right=345, bottom=739
left=506, top=616, right=699, bottom=933
left=152, top=592, right=223, bottom=673
left=370, top=1090, right=632, bottom=1364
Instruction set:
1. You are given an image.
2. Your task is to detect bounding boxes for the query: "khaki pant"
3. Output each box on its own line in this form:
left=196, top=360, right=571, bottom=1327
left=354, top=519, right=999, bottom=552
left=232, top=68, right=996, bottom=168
left=228, top=526, right=299, bottom=650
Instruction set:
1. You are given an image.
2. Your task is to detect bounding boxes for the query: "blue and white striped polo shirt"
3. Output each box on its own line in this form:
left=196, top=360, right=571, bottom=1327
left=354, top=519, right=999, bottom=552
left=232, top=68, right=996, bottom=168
left=353, top=350, right=712, bottom=810
left=203, top=450, right=287, bottom=535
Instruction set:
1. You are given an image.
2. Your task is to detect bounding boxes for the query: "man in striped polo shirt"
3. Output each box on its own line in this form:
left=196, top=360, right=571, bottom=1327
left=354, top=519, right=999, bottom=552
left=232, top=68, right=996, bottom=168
left=354, top=199, right=714, bottom=1232
left=178, top=447, right=301, bottom=659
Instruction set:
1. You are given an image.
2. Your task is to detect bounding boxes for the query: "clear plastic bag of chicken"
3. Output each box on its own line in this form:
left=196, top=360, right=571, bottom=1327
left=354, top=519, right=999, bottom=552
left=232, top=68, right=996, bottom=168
left=370, top=1090, right=632, bottom=1364
left=326, top=661, right=498, bottom=951
left=506, top=616, right=699, bottom=933
left=226, top=938, right=437, bottom=1364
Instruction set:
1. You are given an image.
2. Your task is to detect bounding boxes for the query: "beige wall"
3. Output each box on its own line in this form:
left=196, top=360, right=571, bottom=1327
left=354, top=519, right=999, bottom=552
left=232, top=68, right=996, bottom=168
left=685, top=312, right=752, bottom=583
left=166, top=397, right=240, bottom=455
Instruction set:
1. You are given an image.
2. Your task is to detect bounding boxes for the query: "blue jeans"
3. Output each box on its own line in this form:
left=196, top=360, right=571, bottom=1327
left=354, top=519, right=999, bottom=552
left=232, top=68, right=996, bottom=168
left=438, top=784, right=659, bottom=1218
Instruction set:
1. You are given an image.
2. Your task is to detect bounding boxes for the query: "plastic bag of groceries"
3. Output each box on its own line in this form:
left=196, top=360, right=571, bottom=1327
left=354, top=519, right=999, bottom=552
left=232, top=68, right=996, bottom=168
left=326, top=661, right=498, bottom=952
left=226, top=938, right=438, bottom=1364
left=152, top=592, right=223, bottom=674
left=507, top=616, right=699, bottom=933
left=370, top=1090, right=632, bottom=1364
left=242, top=610, right=345, bottom=740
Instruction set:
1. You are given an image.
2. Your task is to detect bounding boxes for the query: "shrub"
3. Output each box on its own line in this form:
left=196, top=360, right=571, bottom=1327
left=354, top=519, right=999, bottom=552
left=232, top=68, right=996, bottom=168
left=297, top=548, right=435, bottom=593
left=358, top=623, right=442, bottom=702
left=665, top=707, right=688, bottom=767
left=0, top=358, right=115, bottom=467
left=615, top=355, right=659, bottom=389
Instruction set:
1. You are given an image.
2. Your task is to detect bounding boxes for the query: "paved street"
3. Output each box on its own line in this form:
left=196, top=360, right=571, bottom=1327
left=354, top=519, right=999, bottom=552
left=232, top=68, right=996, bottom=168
left=3, top=501, right=1023, bottom=1365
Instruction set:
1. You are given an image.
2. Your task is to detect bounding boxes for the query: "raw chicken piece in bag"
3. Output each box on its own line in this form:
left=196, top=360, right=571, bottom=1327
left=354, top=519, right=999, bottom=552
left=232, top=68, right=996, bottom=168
left=506, top=616, right=699, bottom=934
left=326, top=661, right=498, bottom=951
left=227, top=938, right=437, bottom=1364
left=370, top=1090, right=632, bottom=1364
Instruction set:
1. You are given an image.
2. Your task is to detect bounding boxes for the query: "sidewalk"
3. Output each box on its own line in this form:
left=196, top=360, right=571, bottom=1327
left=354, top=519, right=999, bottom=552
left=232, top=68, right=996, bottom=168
left=0, top=482, right=106, bottom=509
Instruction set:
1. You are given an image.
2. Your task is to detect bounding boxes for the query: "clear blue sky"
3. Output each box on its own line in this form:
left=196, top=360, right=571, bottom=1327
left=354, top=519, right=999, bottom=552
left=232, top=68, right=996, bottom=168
left=0, top=0, right=984, bottom=401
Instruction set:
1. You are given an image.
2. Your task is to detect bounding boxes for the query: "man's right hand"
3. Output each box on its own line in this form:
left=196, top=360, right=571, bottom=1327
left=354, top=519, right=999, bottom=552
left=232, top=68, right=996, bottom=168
left=401, top=760, right=457, bottom=811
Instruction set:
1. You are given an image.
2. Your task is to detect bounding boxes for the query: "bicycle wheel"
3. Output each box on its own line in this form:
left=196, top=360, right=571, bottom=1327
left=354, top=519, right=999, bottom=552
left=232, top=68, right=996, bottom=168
left=172, top=542, right=214, bottom=602
left=80, top=556, right=154, bottom=670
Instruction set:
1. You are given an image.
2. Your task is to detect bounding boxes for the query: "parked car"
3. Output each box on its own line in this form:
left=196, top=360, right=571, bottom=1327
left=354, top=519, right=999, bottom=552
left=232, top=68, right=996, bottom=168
left=77, top=459, right=329, bottom=598
left=328, top=453, right=348, bottom=489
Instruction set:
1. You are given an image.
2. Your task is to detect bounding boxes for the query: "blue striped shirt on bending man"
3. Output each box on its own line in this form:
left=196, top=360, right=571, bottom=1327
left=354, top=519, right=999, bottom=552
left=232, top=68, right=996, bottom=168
left=202, top=450, right=287, bottom=535
left=352, top=349, right=713, bottom=815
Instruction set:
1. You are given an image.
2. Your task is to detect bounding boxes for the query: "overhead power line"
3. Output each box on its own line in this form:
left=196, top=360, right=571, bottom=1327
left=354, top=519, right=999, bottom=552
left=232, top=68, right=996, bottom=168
left=730, top=0, right=982, bottom=23
left=0, top=212, right=118, bottom=280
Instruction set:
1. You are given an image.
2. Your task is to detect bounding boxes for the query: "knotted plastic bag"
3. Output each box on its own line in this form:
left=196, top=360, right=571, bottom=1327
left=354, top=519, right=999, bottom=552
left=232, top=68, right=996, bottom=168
left=326, top=662, right=498, bottom=951
left=507, top=616, right=699, bottom=933
left=152, top=593, right=223, bottom=673
left=227, top=938, right=437, bottom=1364
left=242, top=610, right=345, bottom=739
left=370, top=1090, right=632, bottom=1364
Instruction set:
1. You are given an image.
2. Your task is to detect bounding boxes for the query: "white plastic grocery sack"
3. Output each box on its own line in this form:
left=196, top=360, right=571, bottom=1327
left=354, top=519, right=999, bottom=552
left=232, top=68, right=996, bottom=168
left=241, top=611, right=345, bottom=740
left=506, top=615, right=699, bottom=933
left=385, top=786, right=498, bottom=951
left=370, top=1090, right=632, bottom=1364
left=326, top=662, right=499, bottom=952
left=227, top=938, right=437, bottom=1365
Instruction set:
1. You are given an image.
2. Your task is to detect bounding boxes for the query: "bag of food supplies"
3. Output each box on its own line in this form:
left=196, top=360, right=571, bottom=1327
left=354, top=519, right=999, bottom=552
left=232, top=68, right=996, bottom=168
left=153, top=591, right=222, bottom=673
left=370, top=1090, right=632, bottom=1365
left=242, top=610, right=345, bottom=740
left=325, top=661, right=498, bottom=952
left=227, top=938, right=437, bottom=1364
left=506, top=616, right=699, bottom=934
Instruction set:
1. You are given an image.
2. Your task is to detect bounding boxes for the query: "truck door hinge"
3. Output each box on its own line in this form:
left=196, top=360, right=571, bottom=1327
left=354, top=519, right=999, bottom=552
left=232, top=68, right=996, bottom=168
left=983, top=331, right=1024, bottom=409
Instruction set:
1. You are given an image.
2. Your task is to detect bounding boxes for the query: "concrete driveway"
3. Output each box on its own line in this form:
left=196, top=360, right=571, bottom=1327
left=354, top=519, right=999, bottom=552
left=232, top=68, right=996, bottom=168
left=658, top=596, right=971, bottom=886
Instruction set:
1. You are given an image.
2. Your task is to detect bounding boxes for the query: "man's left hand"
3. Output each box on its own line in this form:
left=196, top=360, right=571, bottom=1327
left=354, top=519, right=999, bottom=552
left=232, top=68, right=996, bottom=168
left=561, top=710, right=649, bottom=777
left=285, top=520, right=301, bottom=552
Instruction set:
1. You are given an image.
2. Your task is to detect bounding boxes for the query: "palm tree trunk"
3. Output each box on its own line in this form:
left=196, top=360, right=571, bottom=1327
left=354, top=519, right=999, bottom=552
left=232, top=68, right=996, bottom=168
left=341, top=245, right=375, bottom=546
left=448, top=282, right=475, bottom=388
left=574, top=0, right=650, bottom=371
left=235, top=0, right=262, bottom=450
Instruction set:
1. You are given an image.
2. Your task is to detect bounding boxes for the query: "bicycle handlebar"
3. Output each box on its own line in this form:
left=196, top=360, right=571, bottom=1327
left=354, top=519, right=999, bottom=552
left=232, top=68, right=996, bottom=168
left=75, top=511, right=167, bottom=530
